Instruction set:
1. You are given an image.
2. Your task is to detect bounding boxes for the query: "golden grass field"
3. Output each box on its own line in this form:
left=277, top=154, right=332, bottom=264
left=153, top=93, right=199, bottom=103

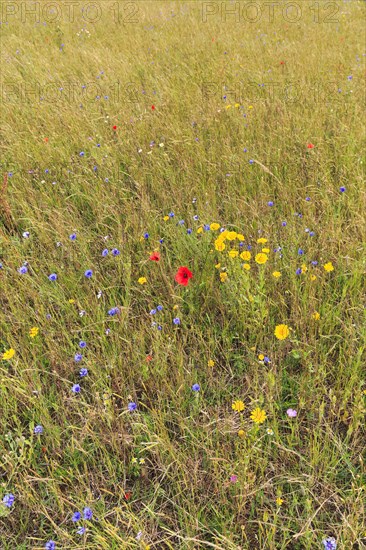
left=0, top=0, right=365, bottom=548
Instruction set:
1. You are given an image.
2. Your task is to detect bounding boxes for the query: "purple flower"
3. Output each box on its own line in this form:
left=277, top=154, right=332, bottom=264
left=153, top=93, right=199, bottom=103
left=79, top=368, right=88, bottom=377
left=18, top=266, right=28, bottom=274
left=173, top=317, right=180, bottom=325
left=286, top=408, right=297, bottom=418
left=77, top=526, right=86, bottom=535
left=72, top=511, right=81, bottom=522
left=296, top=268, right=302, bottom=275
left=84, top=269, right=93, bottom=278
left=192, top=383, right=200, bottom=392
left=267, top=201, right=274, bottom=206
left=79, top=341, right=86, bottom=348
left=298, top=248, right=304, bottom=255
left=45, top=541, right=56, bottom=550
left=74, top=353, right=83, bottom=362
left=112, top=248, right=120, bottom=256
left=339, top=186, right=346, bottom=193
left=34, top=425, right=43, bottom=434
left=83, top=507, right=93, bottom=520
left=2, top=493, right=15, bottom=508
left=72, top=384, right=81, bottom=393
left=282, top=221, right=287, bottom=226
left=128, top=402, right=137, bottom=411
left=102, top=248, right=109, bottom=256
left=108, top=307, right=120, bottom=316
left=48, top=273, right=57, bottom=281
left=322, top=537, right=337, bottom=550
left=69, top=233, right=77, bottom=241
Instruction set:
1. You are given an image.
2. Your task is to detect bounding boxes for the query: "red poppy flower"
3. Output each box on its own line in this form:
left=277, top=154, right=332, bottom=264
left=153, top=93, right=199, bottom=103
left=113, top=125, right=117, bottom=130
left=44, top=137, right=48, bottom=142
left=280, top=61, right=285, bottom=65
left=149, top=251, right=160, bottom=261
left=146, top=354, right=153, bottom=362
left=175, top=266, right=193, bottom=286
left=124, top=492, right=132, bottom=500
left=307, top=143, right=315, bottom=149
left=151, top=105, right=155, bottom=110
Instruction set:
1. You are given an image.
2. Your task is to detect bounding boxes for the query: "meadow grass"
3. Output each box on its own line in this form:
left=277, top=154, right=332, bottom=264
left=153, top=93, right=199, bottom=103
left=0, top=1, right=365, bottom=548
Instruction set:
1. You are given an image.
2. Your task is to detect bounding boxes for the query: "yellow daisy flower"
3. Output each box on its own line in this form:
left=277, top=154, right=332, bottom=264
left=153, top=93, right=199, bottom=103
left=232, top=400, right=245, bottom=412
left=255, top=253, right=268, bottom=265
left=243, top=263, right=251, bottom=271
left=236, top=233, right=245, bottom=241
left=210, top=223, right=220, bottom=231
left=228, top=250, right=238, bottom=258
left=262, top=248, right=270, bottom=253
left=208, top=359, right=215, bottom=367
left=257, top=238, right=267, bottom=244
left=250, top=407, right=267, bottom=424
left=220, top=272, right=228, bottom=282
left=274, top=324, right=290, bottom=340
left=2, top=348, right=15, bottom=360
left=240, top=251, right=251, bottom=261
left=312, top=311, right=320, bottom=320
left=215, top=240, right=225, bottom=252
left=323, top=262, right=334, bottom=272
left=138, top=277, right=147, bottom=285
left=29, top=327, right=39, bottom=338
left=272, top=271, right=281, bottom=278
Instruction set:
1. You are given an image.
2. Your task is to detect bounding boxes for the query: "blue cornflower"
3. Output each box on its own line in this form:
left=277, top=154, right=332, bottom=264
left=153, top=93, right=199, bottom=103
left=84, top=269, right=93, bottom=278
left=305, top=197, right=310, bottom=201
left=83, top=507, right=93, bottom=520
left=322, top=537, right=337, bottom=550
left=309, top=231, right=315, bottom=237
left=247, top=244, right=252, bottom=250
left=204, top=224, right=210, bottom=231
left=79, top=341, right=86, bottom=348
left=219, top=227, right=226, bottom=233
left=150, top=309, right=157, bottom=315
left=243, top=148, right=248, bottom=152
left=77, top=526, right=86, bottom=535
left=157, top=305, right=163, bottom=311
left=347, top=75, right=352, bottom=80
left=23, top=231, right=30, bottom=238
left=72, top=384, right=81, bottom=393
left=267, top=201, right=274, bottom=206
left=159, top=238, right=164, bottom=244
left=296, top=268, right=302, bottom=275
left=193, top=215, right=199, bottom=221
left=187, top=228, right=192, bottom=234
left=192, top=383, right=200, bottom=392
left=18, top=266, right=28, bottom=274
left=112, top=248, right=120, bottom=256
left=74, top=353, right=83, bottom=362
left=168, top=212, right=174, bottom=217
left=173, top=317, right=180, bottom=325
left=298, top=248, right=304, bottom=255
left=264, top=356, right=271, bottom=364
left=45, top=541, right=56, bottom=550
left=311, top=260, right=318, bottom=266
left=128, top=402, right=137, bottom=411
left=69, top=233, right=77, bottom=241
left=249, top=159, right=254, bottom=164
left=2, top=493, right=15, bottom=508
left=102, top=248, right=109, bottom=256
left=79, top=368, right=88, bottom=377
left=340, top=186, right=346, bottom=192
left=72, top=511, right=81, bottom=522
left=79, top=151, right=85, bottom=157
left=108, top=307, right=120, bottom=316
left=48, top=273, right=57, bottom=281
left=282, top=221, right=287, bottom=226
left=178, top=220, right=185, bottom=225
left=0, top=263, right=3, bottom=269
left=157, top=325, right=162, bottom=331
left=143, top=233, right=149, bottom=239
left=34, top=425, right=43, bottom=434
